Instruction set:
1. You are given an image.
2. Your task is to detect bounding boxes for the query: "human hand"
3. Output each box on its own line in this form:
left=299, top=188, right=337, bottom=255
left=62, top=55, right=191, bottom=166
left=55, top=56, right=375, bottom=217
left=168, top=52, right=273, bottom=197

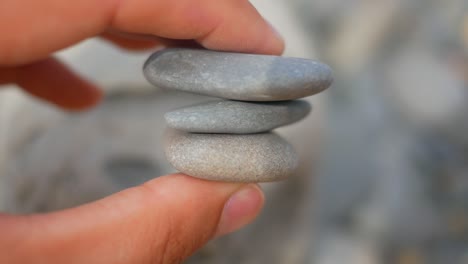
left=0, top=0, right=284, bottom=110
left=0, top=0, right=284, bottom=263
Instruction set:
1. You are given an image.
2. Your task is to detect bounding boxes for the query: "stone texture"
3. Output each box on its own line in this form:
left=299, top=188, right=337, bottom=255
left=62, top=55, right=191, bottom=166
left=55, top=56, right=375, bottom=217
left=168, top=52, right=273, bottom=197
left=143, top=48, right=333, bottom=101
left=164, top=129, right=298, bottom=182
left=165, top=100, right=311, bottom=134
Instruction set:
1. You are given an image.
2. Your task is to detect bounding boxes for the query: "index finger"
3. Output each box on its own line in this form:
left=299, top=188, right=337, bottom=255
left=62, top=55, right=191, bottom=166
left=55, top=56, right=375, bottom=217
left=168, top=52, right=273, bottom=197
left=0, top=0, right=284, bottom=66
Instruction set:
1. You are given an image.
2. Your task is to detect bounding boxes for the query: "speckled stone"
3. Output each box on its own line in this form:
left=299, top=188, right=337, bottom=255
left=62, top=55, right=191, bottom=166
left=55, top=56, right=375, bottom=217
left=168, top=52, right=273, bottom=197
left=165, top=100, right=311, bottom=134
left=164, top=129, right=298, bottom=182
left=143, top=48, right=333, bottom=101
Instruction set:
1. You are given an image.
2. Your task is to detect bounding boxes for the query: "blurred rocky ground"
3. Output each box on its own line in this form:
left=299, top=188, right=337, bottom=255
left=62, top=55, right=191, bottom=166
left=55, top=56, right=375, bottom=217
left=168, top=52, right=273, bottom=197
left=296, top=0, right=468, bottom=263
left=1, top=0, right=467, bottom=263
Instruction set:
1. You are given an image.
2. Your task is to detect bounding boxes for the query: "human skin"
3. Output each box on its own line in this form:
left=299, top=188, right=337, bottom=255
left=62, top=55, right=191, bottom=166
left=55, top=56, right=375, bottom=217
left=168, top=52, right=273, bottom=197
left=0, top=0, right=284, bottom=263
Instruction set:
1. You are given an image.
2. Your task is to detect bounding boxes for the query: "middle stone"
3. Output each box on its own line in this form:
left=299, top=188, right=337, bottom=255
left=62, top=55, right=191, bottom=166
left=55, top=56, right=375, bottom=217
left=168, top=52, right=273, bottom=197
left=165, top=100, right=311, bottom=134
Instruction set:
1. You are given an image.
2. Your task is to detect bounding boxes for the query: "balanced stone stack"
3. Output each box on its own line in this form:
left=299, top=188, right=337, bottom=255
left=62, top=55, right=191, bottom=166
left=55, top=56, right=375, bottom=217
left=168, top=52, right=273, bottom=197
left=143, top=48, right=332, bottom=182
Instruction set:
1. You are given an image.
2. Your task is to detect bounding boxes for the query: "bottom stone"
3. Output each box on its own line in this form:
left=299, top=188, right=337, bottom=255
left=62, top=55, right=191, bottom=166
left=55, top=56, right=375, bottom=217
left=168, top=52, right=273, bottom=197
left=164, top=129, right=298, bottom=182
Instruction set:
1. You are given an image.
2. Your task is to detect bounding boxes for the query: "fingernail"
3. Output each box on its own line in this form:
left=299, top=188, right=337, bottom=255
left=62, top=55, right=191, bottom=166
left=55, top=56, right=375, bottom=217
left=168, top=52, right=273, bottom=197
left=215, top=184, right=265, bottom=238
left=266, top=21, right=284, bottom=43
left=265, top=21, right=285, bottom=55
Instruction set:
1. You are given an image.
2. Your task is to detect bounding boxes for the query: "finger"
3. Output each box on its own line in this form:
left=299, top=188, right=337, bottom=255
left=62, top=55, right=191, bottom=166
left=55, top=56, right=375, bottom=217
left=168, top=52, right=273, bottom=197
left=112, top=0, right=285, bottom=54
left=101, top=31, right=202, bottom=51
left=101, top=31, right=161, bottom=51
left=0, top=0, right=284, bottom=66
left=15, top=57, right=102, bottom=110
left=0, top=67, right=18, bottom=85
left=0, top=174, right=264, bottom=263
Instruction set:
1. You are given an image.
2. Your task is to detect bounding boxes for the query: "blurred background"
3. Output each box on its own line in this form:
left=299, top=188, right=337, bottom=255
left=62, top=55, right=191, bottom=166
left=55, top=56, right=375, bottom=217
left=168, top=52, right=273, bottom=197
left=1, top=0, right=467, bottom=263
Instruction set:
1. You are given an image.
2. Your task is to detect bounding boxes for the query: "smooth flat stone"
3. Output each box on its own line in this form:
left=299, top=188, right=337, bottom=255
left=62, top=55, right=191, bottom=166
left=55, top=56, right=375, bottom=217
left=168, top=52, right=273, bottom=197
left=165, top=100, right=311, bottom=134
left=143, top=48, right=333, bottom=101
left=164, top=130, right=298, bottom=182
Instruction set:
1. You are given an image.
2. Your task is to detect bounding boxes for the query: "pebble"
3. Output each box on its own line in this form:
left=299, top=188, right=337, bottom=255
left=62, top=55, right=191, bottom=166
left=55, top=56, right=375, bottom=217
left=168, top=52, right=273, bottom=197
left=143, top=48, right=333, bottom=182
left=165, top=100, right=311, bottom=134
left=143, top=48, right=333, bottom=101
left=164, top=129, right=298, bottom=182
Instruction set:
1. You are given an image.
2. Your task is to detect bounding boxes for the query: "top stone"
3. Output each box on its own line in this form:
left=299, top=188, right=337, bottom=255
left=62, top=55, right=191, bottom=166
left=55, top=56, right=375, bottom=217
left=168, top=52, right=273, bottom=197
left=143, top=48, right=333, bottom=101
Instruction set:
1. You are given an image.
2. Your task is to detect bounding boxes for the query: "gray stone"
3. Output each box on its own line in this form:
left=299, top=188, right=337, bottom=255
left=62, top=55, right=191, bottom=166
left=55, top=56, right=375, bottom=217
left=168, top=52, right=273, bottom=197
left=143, top=48, right=333, bottom=101
left=165, top=100, right=311, bottom=134
left=164, top=130, right=298, bottom=182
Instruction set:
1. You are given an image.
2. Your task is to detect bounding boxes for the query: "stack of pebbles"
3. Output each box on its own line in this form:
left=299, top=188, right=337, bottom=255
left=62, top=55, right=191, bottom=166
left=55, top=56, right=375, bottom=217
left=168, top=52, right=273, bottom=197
left=143, top=48, right=332, bottom=182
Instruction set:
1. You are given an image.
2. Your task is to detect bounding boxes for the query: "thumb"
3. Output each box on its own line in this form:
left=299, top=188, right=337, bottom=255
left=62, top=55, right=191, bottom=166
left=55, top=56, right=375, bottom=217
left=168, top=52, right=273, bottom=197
left=0, top=174, right=264, bottom=264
